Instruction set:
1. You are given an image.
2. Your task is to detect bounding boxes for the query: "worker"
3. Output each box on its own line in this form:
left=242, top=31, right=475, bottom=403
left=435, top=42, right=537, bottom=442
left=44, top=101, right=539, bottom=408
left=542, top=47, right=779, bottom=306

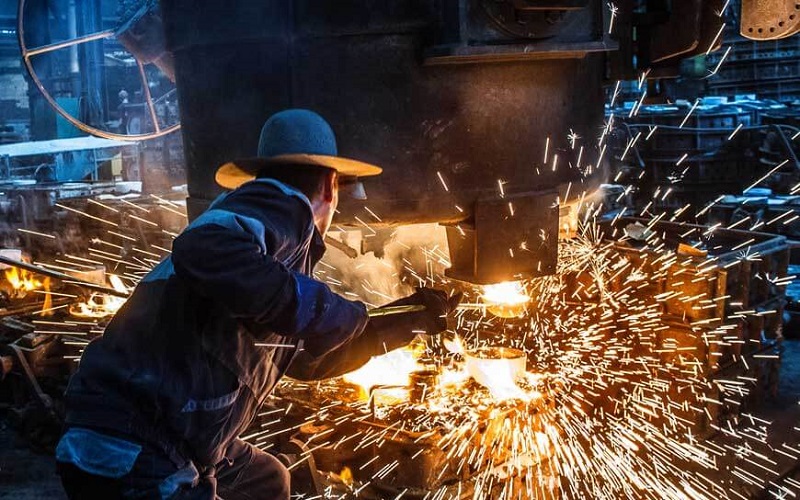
left=54, top=109, right=461, bottom=499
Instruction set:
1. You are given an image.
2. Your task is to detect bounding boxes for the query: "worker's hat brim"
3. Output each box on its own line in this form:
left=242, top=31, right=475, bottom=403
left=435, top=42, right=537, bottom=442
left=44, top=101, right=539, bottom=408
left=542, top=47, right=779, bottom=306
left=215, top=155, right=382, bottom=190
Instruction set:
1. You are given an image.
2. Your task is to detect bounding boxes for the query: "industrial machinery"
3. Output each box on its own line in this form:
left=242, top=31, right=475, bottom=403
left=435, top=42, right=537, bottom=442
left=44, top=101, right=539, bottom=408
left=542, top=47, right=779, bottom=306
left=149, top=6, right=800, bottom=494
left=17, top=0, right=179, bottom=140
left=156, top=0, right=781, bottom=284
left=16, top=0, right=800, bottom=284
left=2, top=2, right=799, bottom=498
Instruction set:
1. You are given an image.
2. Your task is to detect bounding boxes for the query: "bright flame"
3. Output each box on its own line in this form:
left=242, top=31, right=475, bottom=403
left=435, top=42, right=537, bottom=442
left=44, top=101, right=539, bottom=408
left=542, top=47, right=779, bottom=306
left=5, top=266, right=43, bottom=295
left=465, top=347, right=530, bottom=401
left=3, top=266, right=53, bottom=316
left=70, top=275, right=129, bottom=319
left=481, top=281, right=529, bottom=305
left=480, top=281, right=530, bottom=317
left=342, top=345, right=423, bottom=398
left=339, top=467, right=354, bottom=487
left=40, top=277, right=52, bottom=317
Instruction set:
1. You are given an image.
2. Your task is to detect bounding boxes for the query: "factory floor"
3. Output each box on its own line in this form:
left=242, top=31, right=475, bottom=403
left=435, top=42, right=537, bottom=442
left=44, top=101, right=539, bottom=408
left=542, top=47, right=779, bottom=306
left=0, top=341, right=797, bottom=498
left=0, top=265, right=794, bottom=500
left=0, top=418, right=65, bottom=499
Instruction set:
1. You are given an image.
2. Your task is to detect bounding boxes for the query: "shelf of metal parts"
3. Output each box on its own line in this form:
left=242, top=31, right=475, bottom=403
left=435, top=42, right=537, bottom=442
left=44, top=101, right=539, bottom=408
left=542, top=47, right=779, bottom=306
left=732, top=294, right=786, bottom=355
left=708, top=204, right=800, bottom=239
left=623, top=124, right=752, bottom=153
left=710, top=60, right=800, bottom=81
left=654, top=292, right=782, bottom=376
left=652, top=319, right=742, bottom=376
left=720, top=243, right=790, bottom=311
left=643, top=156, right=752, bottom=186
left=622, top=109, right=753, bottom=130
left=760, top=112, right=800, bottom=128
left=600, top=218, right=789, bottom=324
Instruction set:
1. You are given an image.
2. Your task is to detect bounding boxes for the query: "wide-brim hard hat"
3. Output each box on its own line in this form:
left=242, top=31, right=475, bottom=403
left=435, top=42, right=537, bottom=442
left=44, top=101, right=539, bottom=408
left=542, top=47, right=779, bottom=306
left=215, top=109, right=382, bottom=190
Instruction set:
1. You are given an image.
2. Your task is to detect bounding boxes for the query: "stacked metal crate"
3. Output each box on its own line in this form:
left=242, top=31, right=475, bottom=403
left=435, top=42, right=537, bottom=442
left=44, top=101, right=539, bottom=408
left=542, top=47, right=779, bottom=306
left=600, top=218, right=788, bottom=437
left=609, top=100, right=800, bottom=216
left=610, top=104, right=759, bottom=211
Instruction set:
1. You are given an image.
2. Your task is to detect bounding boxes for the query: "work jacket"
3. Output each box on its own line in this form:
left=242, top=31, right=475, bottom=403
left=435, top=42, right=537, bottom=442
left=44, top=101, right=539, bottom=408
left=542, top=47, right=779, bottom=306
left=63, top=179, right=419, bottom=467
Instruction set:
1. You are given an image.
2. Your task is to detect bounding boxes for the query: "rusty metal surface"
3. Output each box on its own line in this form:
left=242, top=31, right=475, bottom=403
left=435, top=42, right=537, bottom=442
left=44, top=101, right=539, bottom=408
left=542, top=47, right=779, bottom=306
left=740, top=0, right=800, bottom=40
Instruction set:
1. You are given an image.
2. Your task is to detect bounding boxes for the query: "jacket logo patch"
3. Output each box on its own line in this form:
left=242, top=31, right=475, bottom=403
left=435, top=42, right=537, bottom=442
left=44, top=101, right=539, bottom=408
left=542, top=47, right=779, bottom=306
left=181, top=387, right=240, bottom=413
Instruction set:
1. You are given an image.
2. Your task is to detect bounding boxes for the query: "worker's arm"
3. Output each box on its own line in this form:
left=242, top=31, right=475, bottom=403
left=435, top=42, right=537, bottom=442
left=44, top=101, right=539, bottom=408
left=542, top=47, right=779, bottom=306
left=286, top=289, right=459, bottom=381
left=285, top=313, right=419, bottom=380
left=171, top=189, right=368, bottom=352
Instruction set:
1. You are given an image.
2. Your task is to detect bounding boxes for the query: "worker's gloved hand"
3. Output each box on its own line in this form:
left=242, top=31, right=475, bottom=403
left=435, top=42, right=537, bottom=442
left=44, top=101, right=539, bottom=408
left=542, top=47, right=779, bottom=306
left=362, top=288, right=461, bottom=357
left=382, top=287, right=463, bottom=334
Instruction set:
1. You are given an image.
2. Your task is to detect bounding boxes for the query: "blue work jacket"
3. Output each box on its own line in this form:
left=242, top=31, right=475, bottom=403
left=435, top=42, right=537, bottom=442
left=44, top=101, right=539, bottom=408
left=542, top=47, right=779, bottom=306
left=62, top=179, right=415, bottom=467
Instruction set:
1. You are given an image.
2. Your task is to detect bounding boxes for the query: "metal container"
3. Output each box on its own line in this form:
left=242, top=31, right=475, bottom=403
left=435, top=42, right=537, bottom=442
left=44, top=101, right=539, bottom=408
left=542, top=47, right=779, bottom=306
left=464, top=346, right=526, bottom=388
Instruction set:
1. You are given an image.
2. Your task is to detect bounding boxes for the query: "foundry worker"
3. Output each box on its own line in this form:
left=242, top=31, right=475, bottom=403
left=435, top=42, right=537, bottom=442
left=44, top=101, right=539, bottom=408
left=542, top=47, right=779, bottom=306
left=55, top=109, right=460, bottom=499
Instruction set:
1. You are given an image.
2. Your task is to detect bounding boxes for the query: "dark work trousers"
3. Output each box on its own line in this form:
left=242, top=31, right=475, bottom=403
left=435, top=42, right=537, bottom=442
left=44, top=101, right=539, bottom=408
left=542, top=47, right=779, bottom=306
left=57, top=438, right=290, bottom=500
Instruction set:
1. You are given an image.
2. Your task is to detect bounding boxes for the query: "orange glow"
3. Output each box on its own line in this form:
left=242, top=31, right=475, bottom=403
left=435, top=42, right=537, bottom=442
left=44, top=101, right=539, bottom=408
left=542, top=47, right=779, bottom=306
left=5, top=266, right=44, bottom=295
left=480, top=281, right=530, bottom=318
left=339, top=467, right=354, bottom=487
left=342, top=344, right=424, bottom=399
left=70, top=275, right=129, bottom=319
left=40, top=277, right=52, bottom=317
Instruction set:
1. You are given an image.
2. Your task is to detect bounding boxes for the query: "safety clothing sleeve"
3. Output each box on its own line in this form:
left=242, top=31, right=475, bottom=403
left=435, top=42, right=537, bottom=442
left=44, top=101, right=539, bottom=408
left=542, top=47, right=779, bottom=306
left=171, top=203, right=368, bottom=352
left=286, top=288, right=461, bottom=380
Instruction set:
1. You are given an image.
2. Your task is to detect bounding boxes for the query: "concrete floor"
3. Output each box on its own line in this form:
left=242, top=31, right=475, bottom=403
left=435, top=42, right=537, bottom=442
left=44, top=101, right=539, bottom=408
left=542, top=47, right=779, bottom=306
left=0, top=420, right=66, bottom=499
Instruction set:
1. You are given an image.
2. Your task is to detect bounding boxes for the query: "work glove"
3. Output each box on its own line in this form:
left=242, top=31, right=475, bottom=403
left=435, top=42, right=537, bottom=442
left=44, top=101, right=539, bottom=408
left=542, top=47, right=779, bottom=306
left=379, top=287, right=463, bottom=335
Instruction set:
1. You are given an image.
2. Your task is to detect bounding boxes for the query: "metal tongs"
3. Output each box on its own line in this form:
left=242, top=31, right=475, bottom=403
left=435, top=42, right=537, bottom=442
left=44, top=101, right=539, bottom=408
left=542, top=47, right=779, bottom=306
left=366, top=303, right=488, bottom=317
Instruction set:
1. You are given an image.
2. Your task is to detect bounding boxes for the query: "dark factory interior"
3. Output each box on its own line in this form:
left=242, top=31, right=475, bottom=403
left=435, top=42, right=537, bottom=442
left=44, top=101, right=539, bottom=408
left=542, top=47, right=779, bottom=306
left=2, top=0, right=800, bottom=498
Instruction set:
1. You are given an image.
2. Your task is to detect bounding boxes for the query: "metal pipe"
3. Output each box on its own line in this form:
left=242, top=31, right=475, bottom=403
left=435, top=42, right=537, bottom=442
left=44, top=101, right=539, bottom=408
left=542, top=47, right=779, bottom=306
left=367, top=304, right=426, bottom=317
left=24, top=29, right=114, bottom=58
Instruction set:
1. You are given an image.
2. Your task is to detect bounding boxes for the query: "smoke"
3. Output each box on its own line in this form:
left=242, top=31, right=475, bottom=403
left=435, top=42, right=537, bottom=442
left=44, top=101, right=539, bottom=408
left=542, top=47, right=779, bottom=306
left=315, top=223, right=450, bottom=307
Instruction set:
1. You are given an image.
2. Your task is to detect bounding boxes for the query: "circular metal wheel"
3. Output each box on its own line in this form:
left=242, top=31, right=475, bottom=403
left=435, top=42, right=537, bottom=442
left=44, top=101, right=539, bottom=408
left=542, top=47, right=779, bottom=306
left=17, top=0, right=180, bottom=140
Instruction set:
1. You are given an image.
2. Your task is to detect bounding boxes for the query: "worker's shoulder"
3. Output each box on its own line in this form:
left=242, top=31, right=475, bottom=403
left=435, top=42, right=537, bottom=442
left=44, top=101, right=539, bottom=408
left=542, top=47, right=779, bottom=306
left=216, top=182, right=313, bottom=232
left=220, top=181, right=306, bottom=213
